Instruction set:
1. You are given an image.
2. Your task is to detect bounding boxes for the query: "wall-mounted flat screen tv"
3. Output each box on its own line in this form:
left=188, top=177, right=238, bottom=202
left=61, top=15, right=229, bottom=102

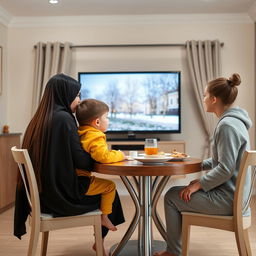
left=78, top=71, right=181, bottom=134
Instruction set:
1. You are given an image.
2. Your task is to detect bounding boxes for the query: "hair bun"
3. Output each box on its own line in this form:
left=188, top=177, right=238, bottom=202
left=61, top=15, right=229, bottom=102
left=228, top=73, right=241, bottom=87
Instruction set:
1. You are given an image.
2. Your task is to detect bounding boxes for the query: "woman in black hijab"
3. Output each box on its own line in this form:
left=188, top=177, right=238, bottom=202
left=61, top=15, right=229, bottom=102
left=14, top=73, right=125, bottom=254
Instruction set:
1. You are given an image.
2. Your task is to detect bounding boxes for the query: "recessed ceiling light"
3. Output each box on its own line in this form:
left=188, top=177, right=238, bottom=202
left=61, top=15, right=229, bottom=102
left=49, top=0, right=59, bottom=4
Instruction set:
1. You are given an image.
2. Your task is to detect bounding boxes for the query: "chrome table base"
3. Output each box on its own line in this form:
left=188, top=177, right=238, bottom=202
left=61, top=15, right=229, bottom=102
left=110, top=175, right=170, bottom=256
left=110, top=240, right=166, bottom=256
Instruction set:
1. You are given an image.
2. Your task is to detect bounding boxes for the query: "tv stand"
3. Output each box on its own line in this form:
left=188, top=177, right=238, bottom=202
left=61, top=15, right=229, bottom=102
left=107, top=140, right=185, bottom=153
left=108, top=132, right=160, bottom=141
left=108, top=138, right=146, bottom=141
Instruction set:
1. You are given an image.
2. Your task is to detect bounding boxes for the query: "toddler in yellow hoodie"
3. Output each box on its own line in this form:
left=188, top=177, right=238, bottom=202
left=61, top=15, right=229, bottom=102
left=76, top=98, right=125, bottom=232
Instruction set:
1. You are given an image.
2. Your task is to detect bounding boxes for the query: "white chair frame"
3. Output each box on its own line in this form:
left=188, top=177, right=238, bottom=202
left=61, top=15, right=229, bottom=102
left=181, top=150, right=256, bottom=256
left=11, top=146, right=104, bottom=256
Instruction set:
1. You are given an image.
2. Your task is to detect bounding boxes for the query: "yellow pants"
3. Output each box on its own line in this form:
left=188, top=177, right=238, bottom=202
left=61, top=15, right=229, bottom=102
left=85, top=176, right=116, bottom=215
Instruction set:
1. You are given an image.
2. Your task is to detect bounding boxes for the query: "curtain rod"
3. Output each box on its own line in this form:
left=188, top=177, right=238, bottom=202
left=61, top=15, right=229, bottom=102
left=72, top=43, right=186, bottom=48
left=34, top=42, right=224, bottom=48
left=71, top=42, right=224, bottom=48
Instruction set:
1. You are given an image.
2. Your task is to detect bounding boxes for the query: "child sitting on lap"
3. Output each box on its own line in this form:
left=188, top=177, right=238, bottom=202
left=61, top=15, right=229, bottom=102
left=76, top=98, right=125, bottom=231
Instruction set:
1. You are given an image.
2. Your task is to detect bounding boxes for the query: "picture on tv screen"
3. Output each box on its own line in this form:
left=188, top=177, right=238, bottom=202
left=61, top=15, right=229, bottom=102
left=78, top=71, right=181, bottom=133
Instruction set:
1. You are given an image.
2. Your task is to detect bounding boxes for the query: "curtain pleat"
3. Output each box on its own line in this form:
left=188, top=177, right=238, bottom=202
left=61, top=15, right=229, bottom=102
left=186, top=40, right=221, bottom=158
left=32, top=41, right=72, bottom=114
left=61, top=42, right=72, bottom=74
left=51, top=42, right=61, bottom=75
left=32, top=42, right=44, bottom=112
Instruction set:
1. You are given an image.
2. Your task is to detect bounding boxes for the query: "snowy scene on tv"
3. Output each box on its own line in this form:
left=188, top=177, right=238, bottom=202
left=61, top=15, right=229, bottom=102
left=79, top=72, right=180, bottom=131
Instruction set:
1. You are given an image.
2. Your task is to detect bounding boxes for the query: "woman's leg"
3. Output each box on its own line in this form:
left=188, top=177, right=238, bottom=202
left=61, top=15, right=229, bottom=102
left=162, top=186, right=233, bottom=256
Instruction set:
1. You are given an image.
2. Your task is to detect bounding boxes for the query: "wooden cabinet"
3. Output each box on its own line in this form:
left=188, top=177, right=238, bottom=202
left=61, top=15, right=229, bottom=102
left=107, top=140, right=185, bottom=154
left=0, top=133, right=21, bottom=213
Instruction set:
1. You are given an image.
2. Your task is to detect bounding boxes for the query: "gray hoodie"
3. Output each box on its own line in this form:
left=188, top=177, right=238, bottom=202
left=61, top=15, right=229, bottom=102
left=200, top=107, right=252, bottom=207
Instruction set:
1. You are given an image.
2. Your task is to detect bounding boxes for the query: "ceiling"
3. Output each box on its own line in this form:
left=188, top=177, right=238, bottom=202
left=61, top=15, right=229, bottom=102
left=0, top=0, right=255, bottom=17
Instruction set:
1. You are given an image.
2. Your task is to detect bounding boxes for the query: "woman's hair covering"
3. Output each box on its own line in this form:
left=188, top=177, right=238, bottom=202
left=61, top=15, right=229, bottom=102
left=49, top=73, right=81, bottom=113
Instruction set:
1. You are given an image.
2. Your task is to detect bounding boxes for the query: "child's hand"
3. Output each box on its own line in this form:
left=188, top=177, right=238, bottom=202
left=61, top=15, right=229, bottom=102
left=118, top=150, right=126, bottom=160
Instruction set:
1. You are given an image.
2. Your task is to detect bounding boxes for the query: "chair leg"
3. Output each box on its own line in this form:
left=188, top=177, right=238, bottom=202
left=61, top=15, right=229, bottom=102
left=94, top=216, right=104, bottom=256
left=28, top=225, right=40, bottom=256
left=41, top=231, right=49, bottom=256
left=243, top=229, right=252, bottom=256
left=181, top=217, right=191, bottom=256
left=234, top=228, right=248, bottom=256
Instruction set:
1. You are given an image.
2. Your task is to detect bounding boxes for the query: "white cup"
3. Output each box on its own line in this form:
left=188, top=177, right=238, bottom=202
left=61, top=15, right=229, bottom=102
left=129, top=151, right=138, bottom=158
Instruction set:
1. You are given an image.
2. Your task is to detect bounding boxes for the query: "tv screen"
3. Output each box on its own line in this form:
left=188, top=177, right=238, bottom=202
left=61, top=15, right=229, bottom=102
left=78, top=71, right=181, bottom=134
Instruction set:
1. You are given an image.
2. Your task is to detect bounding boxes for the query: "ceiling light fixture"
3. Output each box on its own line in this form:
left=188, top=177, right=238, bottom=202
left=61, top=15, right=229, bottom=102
left=49, top=0, right=59, bottom=4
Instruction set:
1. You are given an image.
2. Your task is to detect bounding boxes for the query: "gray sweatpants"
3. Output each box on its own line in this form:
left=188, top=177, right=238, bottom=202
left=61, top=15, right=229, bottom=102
left=164, top=186, right=233, bottom=256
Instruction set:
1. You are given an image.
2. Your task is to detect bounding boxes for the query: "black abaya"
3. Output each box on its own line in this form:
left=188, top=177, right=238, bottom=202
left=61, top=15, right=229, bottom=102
left=14, top=74, right=124, bottom=239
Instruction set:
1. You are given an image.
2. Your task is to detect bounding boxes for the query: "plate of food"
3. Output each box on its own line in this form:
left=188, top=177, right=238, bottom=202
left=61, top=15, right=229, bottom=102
left=133, top=155, right=173, bottom=164
left=138, top=152, right=170, bottom=157
left=169, top=150, right=190, bottom=160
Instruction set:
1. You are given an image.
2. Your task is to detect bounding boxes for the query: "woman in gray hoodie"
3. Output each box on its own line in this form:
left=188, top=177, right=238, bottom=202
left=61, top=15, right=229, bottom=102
left=154, top=73, right=252, bottom=256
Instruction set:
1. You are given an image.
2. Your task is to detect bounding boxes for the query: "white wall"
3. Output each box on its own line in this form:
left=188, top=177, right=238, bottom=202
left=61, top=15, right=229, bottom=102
left=5, top=14, right=255, bottom=158
left=0, top=23, right=8, bottom=129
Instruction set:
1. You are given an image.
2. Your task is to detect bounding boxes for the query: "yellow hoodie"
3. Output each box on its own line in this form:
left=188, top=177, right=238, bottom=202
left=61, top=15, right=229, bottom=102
left=78, top=125, right=124, bottom=164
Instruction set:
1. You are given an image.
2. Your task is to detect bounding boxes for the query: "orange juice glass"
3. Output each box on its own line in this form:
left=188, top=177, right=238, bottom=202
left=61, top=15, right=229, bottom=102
left=145, top=138, right=158, bottom=155
left=145, top=147, right=158, bottom=155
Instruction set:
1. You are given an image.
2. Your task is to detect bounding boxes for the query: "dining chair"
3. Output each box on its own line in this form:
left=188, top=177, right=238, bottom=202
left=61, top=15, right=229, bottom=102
left=11, top=146, right=103, bottom=256
left=181, top=150, right=256, bottom=256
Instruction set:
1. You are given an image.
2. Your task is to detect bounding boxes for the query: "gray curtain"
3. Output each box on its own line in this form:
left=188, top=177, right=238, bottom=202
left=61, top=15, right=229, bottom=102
left=32, top=41, right=72, bottom=112
left=186, top=40, right=221, bottom=158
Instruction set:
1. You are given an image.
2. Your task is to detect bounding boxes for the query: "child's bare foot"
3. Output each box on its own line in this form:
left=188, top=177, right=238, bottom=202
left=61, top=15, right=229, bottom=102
left=92, top=242, right=108, bottom=256
left=101, top=214, right=117, bottom=231
left=153, top=251, right=176, bottom=256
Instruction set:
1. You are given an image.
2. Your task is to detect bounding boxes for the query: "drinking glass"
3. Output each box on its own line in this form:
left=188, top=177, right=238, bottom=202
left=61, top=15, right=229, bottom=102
left=144, top=138, right=158, bottom=155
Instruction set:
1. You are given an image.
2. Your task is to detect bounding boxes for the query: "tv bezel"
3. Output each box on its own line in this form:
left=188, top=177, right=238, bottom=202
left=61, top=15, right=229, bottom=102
left=78, top=71, right=181, bottom=135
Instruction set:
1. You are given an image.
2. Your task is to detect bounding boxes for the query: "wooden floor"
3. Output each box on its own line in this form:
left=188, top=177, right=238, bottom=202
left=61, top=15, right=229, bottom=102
left=0, top=194, right=255, bottom=256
